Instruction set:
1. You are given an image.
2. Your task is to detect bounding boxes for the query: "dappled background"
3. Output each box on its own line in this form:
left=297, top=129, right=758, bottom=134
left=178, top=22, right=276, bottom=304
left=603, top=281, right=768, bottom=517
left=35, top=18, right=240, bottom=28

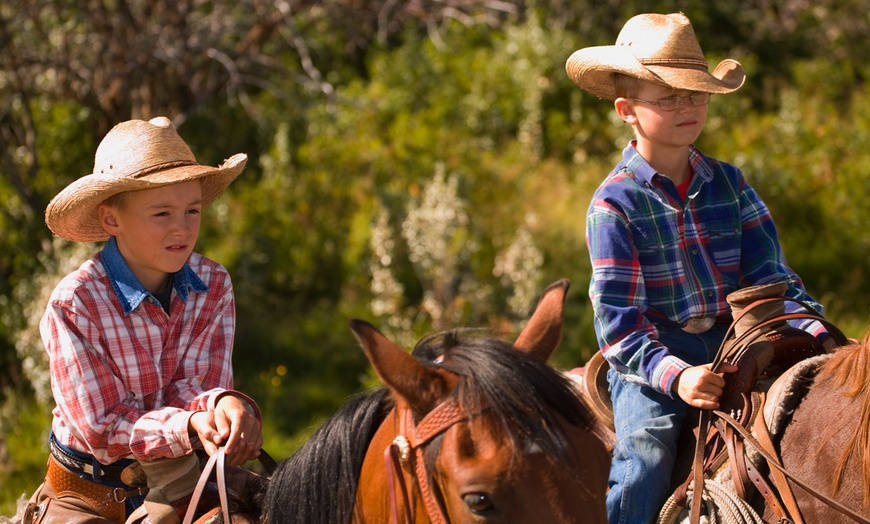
left=2, top=0, right=870, bottom=512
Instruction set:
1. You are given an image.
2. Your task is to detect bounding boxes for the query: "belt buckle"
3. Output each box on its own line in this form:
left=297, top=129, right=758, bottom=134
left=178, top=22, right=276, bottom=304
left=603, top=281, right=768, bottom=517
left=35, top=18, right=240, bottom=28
left=683, top=317, right=715, bottom=334
left=112, top=487, right=128, bottom=503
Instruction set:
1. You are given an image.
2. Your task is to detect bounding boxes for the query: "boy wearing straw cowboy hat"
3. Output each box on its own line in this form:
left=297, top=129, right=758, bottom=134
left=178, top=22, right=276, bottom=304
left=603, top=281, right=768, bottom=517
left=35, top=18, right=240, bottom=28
left=24, top=117, right=262, bottom=523
left=566, top=12, right=830, bottom=523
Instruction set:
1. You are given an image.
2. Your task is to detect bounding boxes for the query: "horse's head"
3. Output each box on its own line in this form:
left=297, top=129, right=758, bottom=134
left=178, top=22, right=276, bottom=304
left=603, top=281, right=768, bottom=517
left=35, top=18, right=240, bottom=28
left=351, top=280, right=610, bottom=523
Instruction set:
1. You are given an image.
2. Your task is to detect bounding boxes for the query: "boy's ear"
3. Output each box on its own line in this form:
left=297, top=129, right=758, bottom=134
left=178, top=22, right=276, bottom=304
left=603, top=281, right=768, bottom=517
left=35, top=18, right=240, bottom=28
left=614, top=98, right=637, bottom=125
left=98, top=204, right=121, bottom=235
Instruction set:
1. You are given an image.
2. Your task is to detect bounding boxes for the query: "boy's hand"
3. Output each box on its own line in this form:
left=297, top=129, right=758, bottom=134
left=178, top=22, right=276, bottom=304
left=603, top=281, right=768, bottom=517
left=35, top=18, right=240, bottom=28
left=188, top=395, right=263, bottom=466
left=214, top=394, right=262, bottom=466
left=189, top=410, right=223, bottom=456
left=672, top=363, right=738, bottom=409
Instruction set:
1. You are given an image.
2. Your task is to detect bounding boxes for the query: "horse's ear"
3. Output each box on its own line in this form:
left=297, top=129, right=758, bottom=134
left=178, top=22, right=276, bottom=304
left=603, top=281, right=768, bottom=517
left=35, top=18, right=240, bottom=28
left=349, top=319, right=454, bottom=411
left=513, top=279, right=569, bottom=362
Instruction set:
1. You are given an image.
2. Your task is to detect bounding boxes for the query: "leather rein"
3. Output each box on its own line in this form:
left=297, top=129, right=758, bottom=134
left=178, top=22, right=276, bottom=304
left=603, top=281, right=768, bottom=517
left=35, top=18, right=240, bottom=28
left=180, top=446, right=277, bottom=524
left=384, top=397, right=483, bottom=524
left=689, top=296, right=870, bottom=524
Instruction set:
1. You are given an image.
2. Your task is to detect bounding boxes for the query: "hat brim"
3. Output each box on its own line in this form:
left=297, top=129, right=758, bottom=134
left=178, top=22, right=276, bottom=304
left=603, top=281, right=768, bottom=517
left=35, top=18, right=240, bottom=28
left=45, top=153, right=247, bottom=242
left=565, top=46, right=745, bottom=100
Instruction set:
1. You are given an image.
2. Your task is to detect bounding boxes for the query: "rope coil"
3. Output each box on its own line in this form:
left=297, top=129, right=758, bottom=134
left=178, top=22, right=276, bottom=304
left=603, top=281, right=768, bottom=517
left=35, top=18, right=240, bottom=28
left=658, top=479, right=765, bottom=524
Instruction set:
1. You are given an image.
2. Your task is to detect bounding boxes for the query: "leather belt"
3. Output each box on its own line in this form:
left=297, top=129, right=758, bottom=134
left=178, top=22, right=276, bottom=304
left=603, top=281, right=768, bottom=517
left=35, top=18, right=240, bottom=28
left=49, top=435, right=143, bottom=486
left=652, top=313, right=732, bottom=334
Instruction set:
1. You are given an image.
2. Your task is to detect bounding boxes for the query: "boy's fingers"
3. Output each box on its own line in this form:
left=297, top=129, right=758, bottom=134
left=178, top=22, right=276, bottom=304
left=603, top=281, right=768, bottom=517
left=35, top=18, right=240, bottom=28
left=718, top=362, right=739, bottom=373
left=201, top=438, right=219, bottom=456
left=214, top=408, right=232, bottom=440
left=191, top=411, right=222, bottom=446
left=226, top=417, right=262, bottom=465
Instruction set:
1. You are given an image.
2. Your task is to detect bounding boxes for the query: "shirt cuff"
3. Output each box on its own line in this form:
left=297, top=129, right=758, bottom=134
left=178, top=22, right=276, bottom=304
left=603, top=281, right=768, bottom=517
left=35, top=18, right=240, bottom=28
left=651, top=355, right=691, bottom=397
left=164, top=410, right=196, bottom=459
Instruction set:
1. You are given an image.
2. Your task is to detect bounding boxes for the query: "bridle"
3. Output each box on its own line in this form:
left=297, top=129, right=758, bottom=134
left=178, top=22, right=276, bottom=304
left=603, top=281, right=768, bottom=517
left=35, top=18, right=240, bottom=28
left=383, top=396, right=485, bottom=524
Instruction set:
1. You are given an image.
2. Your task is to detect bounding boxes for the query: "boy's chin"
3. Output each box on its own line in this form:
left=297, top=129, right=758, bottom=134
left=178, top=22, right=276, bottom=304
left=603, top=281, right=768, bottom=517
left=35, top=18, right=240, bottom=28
left=165, top=253, right=193, bottom=273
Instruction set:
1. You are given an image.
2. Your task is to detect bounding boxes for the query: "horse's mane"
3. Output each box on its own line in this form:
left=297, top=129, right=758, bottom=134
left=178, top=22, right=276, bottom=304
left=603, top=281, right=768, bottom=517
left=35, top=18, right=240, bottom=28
left=262, top=328, right=594, bottom=524
left=415, top=329, right=594, bottom=462
left=262, top=387, right=393, bottom=524
left=816, top=330, right=870, bottom=506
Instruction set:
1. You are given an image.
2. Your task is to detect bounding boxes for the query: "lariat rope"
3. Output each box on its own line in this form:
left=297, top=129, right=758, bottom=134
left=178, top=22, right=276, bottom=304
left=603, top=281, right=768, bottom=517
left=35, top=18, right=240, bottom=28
left=658, top=478, right=764, bottom=524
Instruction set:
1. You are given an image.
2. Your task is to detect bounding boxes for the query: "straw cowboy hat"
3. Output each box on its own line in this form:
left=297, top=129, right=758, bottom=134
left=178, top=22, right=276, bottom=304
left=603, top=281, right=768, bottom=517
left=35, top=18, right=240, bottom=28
left=565, top=12, right=745, bottom=100
left=45, top=116, right=247, bottom=242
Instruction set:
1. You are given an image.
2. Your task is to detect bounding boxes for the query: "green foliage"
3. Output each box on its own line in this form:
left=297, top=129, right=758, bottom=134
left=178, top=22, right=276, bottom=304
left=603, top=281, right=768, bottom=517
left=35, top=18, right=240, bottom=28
left=4, top=1, right=870, bottom=511
left=0, top=390, right=51, bottom=517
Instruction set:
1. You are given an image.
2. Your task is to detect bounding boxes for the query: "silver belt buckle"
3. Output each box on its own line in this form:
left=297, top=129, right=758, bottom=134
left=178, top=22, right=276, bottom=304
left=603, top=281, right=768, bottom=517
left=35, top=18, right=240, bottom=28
left=682, top=317, right=715, bottom=334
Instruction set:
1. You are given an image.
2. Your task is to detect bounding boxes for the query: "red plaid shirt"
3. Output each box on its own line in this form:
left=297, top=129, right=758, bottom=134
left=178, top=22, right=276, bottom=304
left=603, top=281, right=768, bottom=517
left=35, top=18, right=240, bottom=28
left=40, top=238, right=251, bottom=464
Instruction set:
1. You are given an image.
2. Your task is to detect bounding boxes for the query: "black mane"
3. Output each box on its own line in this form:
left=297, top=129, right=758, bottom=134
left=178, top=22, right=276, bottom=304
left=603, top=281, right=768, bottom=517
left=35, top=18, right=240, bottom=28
left=262, top=387, right=392, bottom=524
left=262, top=329, right=592, bottom=524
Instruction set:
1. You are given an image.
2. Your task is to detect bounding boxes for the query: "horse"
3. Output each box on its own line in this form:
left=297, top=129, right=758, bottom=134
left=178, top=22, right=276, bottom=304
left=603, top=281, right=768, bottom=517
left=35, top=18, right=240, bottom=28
left=772, top=329, right=870, bottom=522
left=260, top=280, right=613, bottom=523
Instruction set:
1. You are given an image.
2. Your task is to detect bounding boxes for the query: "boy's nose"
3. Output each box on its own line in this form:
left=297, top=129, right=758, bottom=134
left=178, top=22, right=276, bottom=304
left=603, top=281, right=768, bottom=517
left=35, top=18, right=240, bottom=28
left=674, top=98, right=695, bottom=112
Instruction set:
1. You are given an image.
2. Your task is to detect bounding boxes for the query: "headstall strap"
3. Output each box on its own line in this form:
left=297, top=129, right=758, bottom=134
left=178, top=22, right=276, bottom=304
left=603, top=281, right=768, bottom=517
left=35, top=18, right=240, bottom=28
left=384, top=398, right=478, bottom=524
left=385, top=438, right=414, bottom=524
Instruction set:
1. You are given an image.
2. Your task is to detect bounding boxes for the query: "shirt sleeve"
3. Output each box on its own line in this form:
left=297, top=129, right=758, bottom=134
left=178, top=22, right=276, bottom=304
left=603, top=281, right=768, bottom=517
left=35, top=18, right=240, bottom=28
left=586, top=199, right=689, bottom=395
left=736, top=180, right=826, bottom=336
left=41, top=298, right=195, bottom=463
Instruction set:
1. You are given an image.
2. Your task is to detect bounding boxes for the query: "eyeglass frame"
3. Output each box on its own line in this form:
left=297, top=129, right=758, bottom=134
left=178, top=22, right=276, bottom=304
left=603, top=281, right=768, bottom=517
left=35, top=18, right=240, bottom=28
left=628, top=92, right=711, bottom=110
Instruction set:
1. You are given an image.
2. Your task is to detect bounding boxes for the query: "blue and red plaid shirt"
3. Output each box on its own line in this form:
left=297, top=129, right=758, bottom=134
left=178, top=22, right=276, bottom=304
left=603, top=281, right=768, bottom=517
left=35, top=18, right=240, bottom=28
left=587, top=142, right=824, bottom=395
left=41, top=237, right=258, bottom=464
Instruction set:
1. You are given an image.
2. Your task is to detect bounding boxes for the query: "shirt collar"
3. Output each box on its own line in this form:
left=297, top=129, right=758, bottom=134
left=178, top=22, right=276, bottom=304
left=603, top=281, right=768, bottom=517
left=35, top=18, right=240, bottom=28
left=100, top=237, right=209, bottom=315
left=621, top=140, right=714, bottom=190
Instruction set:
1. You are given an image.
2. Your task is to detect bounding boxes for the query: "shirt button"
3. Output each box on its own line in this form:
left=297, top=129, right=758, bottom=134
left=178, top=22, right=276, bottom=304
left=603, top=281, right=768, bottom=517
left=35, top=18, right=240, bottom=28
left=707, top=291, right=714, bottom=297
left=691, top=248, right=699, bottom=255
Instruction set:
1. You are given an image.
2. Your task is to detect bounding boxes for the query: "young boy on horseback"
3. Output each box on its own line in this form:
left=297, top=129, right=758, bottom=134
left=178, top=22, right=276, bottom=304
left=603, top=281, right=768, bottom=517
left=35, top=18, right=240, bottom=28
left=24, top=117, right=262, bottom=523
left=565, top=13, right=832, bottom=523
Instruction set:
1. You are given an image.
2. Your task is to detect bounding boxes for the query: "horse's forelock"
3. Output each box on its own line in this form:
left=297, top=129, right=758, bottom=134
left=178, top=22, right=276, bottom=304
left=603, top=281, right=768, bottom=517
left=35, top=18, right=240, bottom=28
left=415, top=330, right=593, bottom=463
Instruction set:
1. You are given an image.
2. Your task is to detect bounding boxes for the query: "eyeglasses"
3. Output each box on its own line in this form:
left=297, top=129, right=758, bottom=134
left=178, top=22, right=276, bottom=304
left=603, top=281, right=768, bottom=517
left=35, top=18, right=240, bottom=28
left=630, top=92, right=711, bottom=110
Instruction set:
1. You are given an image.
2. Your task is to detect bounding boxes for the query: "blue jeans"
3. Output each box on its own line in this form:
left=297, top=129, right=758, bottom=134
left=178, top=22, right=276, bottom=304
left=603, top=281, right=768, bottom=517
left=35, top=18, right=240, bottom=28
left=605, top=324, right=728, bottom=524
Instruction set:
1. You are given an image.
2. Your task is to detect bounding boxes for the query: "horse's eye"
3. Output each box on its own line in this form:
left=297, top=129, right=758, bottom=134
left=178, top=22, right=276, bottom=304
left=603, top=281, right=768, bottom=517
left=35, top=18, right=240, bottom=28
left=462, top=492, right=495, bottom=514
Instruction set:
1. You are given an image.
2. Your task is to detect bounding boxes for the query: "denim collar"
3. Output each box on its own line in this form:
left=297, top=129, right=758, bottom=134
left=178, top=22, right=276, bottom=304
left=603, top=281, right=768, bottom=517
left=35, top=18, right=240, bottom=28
left=100, top=237, right=208, bottom=315
left=621, top=141, right=714, bottom=190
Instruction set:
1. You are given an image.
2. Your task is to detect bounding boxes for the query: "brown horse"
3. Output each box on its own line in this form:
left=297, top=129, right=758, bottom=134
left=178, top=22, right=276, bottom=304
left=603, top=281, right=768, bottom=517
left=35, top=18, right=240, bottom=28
left=261, top=280, right=612, bottom=523
left=773, top=330, right=870, bottom=522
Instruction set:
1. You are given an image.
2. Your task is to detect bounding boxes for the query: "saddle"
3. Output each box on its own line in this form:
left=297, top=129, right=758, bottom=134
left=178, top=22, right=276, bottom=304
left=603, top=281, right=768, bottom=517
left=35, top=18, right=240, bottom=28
left=573, top=282, right=841, bottom=521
